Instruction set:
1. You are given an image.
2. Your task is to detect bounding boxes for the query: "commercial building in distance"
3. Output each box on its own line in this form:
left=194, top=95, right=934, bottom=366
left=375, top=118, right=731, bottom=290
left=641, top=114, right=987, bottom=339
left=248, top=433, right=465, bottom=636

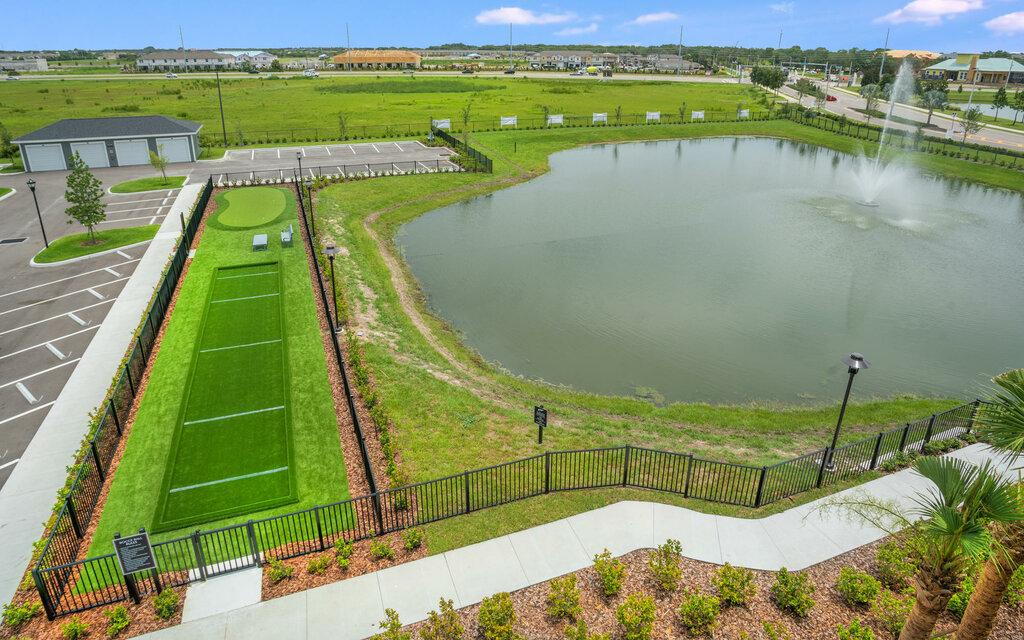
left=331, top=50, right=421, bottom=69
left=0, top=57, right=48, bottom=72
left=922, top=54, right=1023, bottom=85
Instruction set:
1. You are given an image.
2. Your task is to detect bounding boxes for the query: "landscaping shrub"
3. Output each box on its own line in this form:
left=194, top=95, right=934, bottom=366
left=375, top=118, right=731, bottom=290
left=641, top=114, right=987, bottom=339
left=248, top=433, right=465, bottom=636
left=477, top=592, right=520, bottom=640
left=762, top=621, right=793, bottom=640
left=871, top=590, right=913, bottom=637
left=615, top=594, right=657, bottom=640
left=1005, top=566, right=1024, bottom=606
left=371, top=539, right=396, bottom=561
left=947, top=574, right=975, bottom=620
left=337, top=556, right=351, bottom=571
left=922, top=438, right=959, bottom=456
left=878, top=451, right=917, bottom=473
left=373, top=608, right=410, bottom=640
left=335, top=538, right=354, bottom=559
left=307, top=554, right=331, bottom=575
left=593, top=549, right=626, bottom=597
left=403, top=528, right=425, bottom=551
left=564, top=619, right=610, bottom=640
left=835, top=567, right=881, bottom=607
left=153, top=588, right=180, bottom=621
left=104, top=605, right=131, bottom=637
left=770, top=568, right=815, bottom=617
left=419, top=598, right=464, bottom=640
left=712, top=563, right=757, bottom=606
left=677, top=588, right=720, bottom=635
left=61, top=616, right=89, bottom=639
left=836, top=618, right=875, bottom=640
left=875, top=540, right=917, bottom=590
left=546, top=575, right=582, bottom=621
left=2, top=600, right=41, bottom=629
left=648, top=539, right=683, bottom=592
left=267, top=557, right=295, bottom=583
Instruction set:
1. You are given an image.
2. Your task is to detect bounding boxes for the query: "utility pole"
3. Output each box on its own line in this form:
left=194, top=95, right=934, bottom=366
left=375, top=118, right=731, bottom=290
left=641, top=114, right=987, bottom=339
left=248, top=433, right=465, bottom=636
left=509, top=23, right=514, bottom=71
left=346, top=22, right=351, bottom=71
left=776, top=29, right=782, bottom=64
left=678, top=26, right=683, bottom=75
left=178, top=25, right=184, bottom=50
left=878, top=28, right=889, bottom=80
left=215, top=69, right=227, bottom=147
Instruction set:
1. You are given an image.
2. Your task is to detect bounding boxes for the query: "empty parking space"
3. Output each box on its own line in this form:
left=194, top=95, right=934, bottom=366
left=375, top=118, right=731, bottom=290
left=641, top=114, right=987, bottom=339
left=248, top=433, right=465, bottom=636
left=101, top=188, right=180, bottom=227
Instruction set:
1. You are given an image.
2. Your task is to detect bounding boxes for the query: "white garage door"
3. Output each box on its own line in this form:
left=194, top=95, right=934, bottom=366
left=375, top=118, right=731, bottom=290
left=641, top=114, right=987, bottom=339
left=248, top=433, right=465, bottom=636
left=157, top=137, right=192, bottom=163
left=113, top=139, right=151, bottom=166
left=70, top=141, right=110, bottom=168
left=25, top=144, right=66, bottom=172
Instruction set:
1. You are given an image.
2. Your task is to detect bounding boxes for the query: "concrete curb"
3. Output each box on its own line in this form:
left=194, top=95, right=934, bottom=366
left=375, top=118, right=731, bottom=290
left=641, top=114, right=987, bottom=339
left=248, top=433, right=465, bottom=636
left=0, top=187, right=16, bottom=203
left=106, top=176, right=189, bottom=195
left=29, top=239, right=156, bottom=268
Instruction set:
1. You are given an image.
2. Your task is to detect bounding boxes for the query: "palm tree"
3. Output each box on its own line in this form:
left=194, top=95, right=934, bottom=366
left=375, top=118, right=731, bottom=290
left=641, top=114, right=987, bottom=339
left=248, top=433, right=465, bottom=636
left=956, top=369, right=1024, bottom=640
left=896, top=457, right=1022, bottom=640
left=920, top=90, right=948, bottom=126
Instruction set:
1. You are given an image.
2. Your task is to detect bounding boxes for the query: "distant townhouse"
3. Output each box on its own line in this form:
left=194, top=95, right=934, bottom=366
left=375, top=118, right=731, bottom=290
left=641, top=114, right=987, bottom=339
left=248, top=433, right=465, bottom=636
left=649, top=55, right=702, bottom=72
left=215, top=50, right=277, bottom=68
left=0, top=57, right=48, bottom=72
left=922, top=54, right=1023, bottom=85
left=531, top=50, right=594, bottom=70
left=136, top=49, right=233, bottom=72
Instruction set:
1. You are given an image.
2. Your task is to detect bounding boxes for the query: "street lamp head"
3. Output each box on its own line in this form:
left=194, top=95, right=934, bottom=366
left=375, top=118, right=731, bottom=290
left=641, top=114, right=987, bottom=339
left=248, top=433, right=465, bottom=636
left=26, top=179, right=36, bottom=191
left=841, top=352, right=870, bottom=374
left=296, top=152, right=302, bottom=160
left=324, top=241, right=338, bottom=257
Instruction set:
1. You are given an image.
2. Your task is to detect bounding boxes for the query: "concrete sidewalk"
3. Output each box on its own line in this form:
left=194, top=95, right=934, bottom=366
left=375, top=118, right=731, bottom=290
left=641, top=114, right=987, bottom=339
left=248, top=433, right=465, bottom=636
left=141, top=444, right=1016, bottom=640
left=0, top=184, right=204, bottom=607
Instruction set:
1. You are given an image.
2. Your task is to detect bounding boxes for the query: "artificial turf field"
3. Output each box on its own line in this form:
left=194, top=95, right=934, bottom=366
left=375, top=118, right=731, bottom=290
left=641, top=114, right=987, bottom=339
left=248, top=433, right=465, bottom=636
left=153, top=261, right=294, bottom=532
left=87, top=186, right=349, bottom=547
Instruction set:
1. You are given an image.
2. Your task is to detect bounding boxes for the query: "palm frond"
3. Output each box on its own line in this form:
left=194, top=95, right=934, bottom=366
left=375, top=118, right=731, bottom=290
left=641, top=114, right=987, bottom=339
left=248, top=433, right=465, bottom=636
left=977, top=369, right=1024, bottom=457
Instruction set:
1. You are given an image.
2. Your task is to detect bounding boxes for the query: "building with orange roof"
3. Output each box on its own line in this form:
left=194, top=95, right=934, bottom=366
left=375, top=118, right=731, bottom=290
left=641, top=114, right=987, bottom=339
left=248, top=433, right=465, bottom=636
left=331, top=50, right=421, bottom=70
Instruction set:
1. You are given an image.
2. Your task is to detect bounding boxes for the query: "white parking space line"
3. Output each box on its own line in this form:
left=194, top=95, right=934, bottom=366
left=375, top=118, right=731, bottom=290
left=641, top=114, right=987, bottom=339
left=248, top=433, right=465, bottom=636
left=371, top=143, right=380, bottom=153
left=1, top=359, right=81, bottom=391
left=67, top=312, right=88, bottom=326
left=103, top=206, right=163, bottom=216
left=116, top=250, right=132, bottom=259
left=251, top=149, right=255, bottom=160
left=392, top=142, right=402, bottom=151
left=106, top=197, right=167, bottom=207
left=45, top=342, right=68, bottom=360
left=0, top=459, right=20, bottom=471
left=0, top=402, right=55, bottom=426
left=325, top=146, right=332, bottom=156
left=0, top=327, right=97, bottom=361
left=416, top=140, right=428, bottom=148
left=302, top=147, right=307, bottom=157
left=14, top=383, right=38, bottom=404
left=277, top=148, right=281, bottom=159
left=0, top=301, right=112, bottom=337
left=348, top=144, right=356, bottom=154
left=0, top=277, right=126, bottom=317
left=105, top=267, right=121, bottom=277
left=86, top=288, right=105, bottom=300
left=167, top=190, right=174, bottom=197
left=100, top=215, right=164, bottom=224
left=0, top=260, right=138, bottom=299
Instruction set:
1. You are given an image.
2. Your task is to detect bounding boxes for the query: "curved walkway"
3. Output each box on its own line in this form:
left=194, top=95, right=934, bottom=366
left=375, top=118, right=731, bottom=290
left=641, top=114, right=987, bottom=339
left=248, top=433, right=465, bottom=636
left=139, top=444, right=1017, bottom=640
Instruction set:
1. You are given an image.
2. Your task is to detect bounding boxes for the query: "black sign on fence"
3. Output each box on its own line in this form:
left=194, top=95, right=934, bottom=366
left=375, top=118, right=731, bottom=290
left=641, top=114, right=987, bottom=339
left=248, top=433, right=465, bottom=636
left=112, top=531, right=157, bottom=575
left=534, top=405, right=548, bottom=444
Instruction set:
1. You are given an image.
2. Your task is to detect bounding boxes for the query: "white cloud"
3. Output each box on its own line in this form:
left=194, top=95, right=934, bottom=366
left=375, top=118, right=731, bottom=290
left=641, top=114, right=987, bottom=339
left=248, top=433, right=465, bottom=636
left=985, top=11, right=1024, bottom=35
left=475, top=7, right=576, bottom=26
left=769, top=3, right=795, bottom=14
left=555, top=23, right=599, bottom=36
left=875, top=0, right=983, bottom=26
left=625, top=12, right=681, bottom=26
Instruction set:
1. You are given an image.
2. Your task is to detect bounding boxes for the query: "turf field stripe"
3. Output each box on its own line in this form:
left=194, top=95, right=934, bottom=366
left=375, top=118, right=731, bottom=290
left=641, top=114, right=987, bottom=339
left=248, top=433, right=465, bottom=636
left=184, top=405, right=285, bottom=426
left=199, top=338, right=282, bottom=354
left=169, top=467, right=289, bottom=493
left=210, top=292, right=279, bottom=304
left=216, top=270, right=279, bottom=281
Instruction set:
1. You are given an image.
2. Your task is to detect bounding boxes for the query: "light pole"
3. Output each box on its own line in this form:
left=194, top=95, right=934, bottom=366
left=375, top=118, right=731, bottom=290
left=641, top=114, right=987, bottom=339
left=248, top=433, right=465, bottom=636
left=304, top=177, right=314, bottom=237
left=26, top=179, right=48, bottom=248
left=324, top=241, right=339, bottom=329
left=296, top=151, right=303, bottom=180
left=215, top=69, right=227, bottom=147
left=825, top=353, right=870, bottom=470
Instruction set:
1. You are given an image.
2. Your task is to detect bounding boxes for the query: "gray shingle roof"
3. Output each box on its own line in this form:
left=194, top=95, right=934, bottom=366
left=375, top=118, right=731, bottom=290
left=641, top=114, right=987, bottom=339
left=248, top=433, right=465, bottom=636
left=14, top=115, right=202, bottom=143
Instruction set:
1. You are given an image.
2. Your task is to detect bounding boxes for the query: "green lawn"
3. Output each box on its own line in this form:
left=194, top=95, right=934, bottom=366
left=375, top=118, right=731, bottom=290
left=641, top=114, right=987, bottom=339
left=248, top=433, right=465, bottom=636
left=0, top=76, right=767, bottom=141
left=89, top=186, right=349, bottom=550
left=0, top=187, right=11, bottom=198
left=33, top=225, right=158, bottom=264
left=109, top=175, right=187, bottom=193
left=1, top=157, right=24, bottom=173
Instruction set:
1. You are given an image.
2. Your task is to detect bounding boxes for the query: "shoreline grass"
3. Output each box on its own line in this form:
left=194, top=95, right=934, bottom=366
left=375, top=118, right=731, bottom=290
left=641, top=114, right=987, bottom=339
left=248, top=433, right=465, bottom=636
left=109, top=175, right=187, bottom=193
left=32, top=225, right=158, bottom=264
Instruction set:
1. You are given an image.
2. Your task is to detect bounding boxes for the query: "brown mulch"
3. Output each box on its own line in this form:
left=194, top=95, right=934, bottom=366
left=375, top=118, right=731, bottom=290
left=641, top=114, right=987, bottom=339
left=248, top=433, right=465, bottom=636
left=260, top=530, right=427, bottom=600
left=0, top=587, right=184, bottom=640
left=402, top=541, right=1024, bottom=640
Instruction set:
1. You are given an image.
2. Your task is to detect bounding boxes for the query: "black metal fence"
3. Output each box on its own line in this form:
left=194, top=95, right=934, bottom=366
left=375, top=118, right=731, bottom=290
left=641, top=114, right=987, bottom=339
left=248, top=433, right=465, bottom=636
left=30, top=178, right=214, bottom=619
left=210, top=158, right=465, bottom=187
left=430, top=127, right=493, bottom=173
left=785, top=108, right=1024, bottom=170
left=33, top=390, right=979, bottom=618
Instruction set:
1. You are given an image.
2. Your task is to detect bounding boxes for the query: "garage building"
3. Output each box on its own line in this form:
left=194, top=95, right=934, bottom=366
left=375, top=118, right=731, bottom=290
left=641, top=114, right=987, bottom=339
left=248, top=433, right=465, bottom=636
left=13, top=115, right=203, bottom=172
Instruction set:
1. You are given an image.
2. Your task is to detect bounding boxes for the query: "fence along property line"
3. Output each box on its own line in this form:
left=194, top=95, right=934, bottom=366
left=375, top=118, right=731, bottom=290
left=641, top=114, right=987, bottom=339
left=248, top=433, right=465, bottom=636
left=212, top=157, right=467, bottom=187
left=29, top=178, right=214, bottom=620
left=33, top=393, right=981, bottom=618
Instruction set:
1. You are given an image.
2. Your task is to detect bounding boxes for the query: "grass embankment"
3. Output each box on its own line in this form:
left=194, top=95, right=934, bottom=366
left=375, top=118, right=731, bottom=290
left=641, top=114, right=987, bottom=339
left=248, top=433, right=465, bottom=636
left=109, top=176, right=187, bottom=193
left=0, top=76, right=763, bottom=139
left=88, top=186, right=349, bottom=552
left=308, top=120, right=1019, bottom=552
left=33, top=225, right=158, bottom=263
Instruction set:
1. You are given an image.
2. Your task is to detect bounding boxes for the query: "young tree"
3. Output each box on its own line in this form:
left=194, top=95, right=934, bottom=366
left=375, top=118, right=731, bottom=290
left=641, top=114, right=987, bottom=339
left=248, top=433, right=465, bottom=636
left=956, top=370, right=1024, bottom=640
left=991, top=87, right=1009, bottom=121
left=860, top=84, right=881, bottom=124
left=613, top=104, right=622, bottom=125
left=960, top=106, right=984, bottom=145
left=337, top=112, right=348, bottom=139
left=0, top=121, right=15, bottom=163
left=64, top=152, right=106, bottom=244
left=460, top=100, right=473, bottom=148
left=1014, top=90, right=1024, bottom=125
left=269, top=59, right=283, bottom=72
left=149, top=147, right=168, bottom=183
left=920, top=90, right=948, bottom=126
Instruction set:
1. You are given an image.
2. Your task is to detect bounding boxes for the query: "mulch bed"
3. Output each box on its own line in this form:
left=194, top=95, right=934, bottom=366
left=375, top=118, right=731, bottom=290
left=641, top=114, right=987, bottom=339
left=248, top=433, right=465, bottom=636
left=402, top=540, right=1024, bottom=640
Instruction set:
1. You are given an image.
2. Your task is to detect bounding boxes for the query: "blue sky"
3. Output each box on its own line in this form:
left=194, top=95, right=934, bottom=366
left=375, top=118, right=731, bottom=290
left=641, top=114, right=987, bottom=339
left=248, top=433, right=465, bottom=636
left=5, top=1, right=1023, bottom=52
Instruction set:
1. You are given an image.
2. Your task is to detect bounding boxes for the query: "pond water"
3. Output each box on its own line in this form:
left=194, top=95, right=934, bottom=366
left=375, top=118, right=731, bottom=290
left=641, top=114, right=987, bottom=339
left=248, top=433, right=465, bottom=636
left=397, top=138, right=1024, bottom=404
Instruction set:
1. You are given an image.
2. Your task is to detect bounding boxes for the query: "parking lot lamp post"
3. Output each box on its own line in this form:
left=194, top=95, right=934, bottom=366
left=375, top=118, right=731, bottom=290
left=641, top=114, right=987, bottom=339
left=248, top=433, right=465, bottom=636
left=296, top=152, right=303, bottom=180
left=825, top=353, right=870, bottom=470
left=324, top=241, right=339, bottom=329
left=215, top=69, right=227, bottom=147
left=303, top=177, right=314, bottom=237
left=26, top=179, right=48, bottom=248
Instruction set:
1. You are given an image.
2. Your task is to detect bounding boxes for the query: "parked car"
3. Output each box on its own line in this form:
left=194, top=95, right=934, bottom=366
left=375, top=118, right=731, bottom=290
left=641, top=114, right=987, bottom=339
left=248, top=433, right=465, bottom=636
left=826, top=94, right=838, bottom=102
left=504, top=68, right=515, bottom=75
left=5, top=76, right=18, bottom=81
left=303, top=69, right=319, bottom=78
left=165, top=73, right=178, bottom=79
left=461, top=68, right=474, bottom=74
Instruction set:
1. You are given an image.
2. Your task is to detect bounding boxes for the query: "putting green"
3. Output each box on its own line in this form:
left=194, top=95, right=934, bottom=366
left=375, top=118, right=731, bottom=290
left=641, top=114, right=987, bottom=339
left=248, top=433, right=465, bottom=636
left=216, top=187, right=287, bottom=228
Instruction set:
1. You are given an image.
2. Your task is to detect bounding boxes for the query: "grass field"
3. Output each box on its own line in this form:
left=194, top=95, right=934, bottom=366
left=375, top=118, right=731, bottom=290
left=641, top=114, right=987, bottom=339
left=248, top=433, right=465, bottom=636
left=0, top=187, right=11, bottom=198
left=89, top=186, right=349, bottom=548
left=153, top=260, right=295, bottom=532
left=33, top=225, right=158, bottom=264
left=0, top=76, right=764, bottom=139
left=109, top=176, right=187, bottom=193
